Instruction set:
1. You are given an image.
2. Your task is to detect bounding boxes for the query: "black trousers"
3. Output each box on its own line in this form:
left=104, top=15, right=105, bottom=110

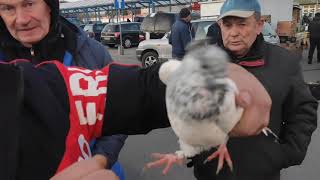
left=308, top=37, right=320, bottom=63
left=191, top=144, right=281, bottom=180
left=193, top=162, right=280, bottom=180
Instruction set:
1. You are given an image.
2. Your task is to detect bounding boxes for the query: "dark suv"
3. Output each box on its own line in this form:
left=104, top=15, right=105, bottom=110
left=100, top=22, right=144, bottom=48
left=83, top=23, right=107, bottom=42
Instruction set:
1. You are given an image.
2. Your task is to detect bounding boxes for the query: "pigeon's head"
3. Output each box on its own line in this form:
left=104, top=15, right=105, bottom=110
left=159, top=44, right=230, bottom=85
left=183, top=44, right=230, bottom=79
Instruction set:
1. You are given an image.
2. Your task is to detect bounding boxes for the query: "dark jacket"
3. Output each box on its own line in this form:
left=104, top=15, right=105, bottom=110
left=0, top=16, right=126, bottom=169
left=170, top=19, right=193, bottom=59
left=0, top=61, right=169, bottom=180
left=192, top=36, right=318, bottom=180
left=206, top=22, right=222, bottom=45
left=308, top=16, right=320, bottom=39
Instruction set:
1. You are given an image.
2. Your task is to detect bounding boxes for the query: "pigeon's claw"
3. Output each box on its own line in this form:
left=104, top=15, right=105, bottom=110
left=205, top=144, right=233, bottom=174
left=145, top=153, right=184, bottom=175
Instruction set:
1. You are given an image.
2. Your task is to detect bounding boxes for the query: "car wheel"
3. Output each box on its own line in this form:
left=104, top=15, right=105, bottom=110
left=142, top=51, right=158, bottom=68
left=123, top=38, right=132, bottom=48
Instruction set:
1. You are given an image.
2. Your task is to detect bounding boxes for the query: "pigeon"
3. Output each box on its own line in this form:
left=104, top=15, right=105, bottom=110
left=145, top=45, right=243, bottom=175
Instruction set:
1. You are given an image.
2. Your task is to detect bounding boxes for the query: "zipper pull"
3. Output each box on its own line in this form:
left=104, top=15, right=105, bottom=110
left=30, top=47, right=35, bottom=56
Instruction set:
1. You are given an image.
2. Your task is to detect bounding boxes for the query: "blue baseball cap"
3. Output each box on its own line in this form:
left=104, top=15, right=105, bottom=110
left=219, top=0, right=261, bottom=20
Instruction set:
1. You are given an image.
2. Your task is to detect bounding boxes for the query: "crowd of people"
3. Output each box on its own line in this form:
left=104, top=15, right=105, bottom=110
left=0, top=0, right=318, bottom=180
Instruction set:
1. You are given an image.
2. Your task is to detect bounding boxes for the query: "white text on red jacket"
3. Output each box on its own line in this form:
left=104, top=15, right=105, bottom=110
left=53, top=62, right=109, bottom=173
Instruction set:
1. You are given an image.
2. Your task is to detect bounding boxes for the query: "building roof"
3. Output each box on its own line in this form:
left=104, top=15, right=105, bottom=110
left=294, top=0, right=318, bottom=5
left=60, top=0, right=190, bottom=10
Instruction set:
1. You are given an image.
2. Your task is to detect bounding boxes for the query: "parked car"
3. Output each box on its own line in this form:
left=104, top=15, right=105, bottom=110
left=136, top=19, right=216, bottom=67
left=262, top=22, right=280, bottom=45
left=83, top=23, right=107, bottom=42
left=80, top=24, right=85, bottom=30
left=100, top=22, right=144, bottom=48
left=134, top=16, right=145, bottom=22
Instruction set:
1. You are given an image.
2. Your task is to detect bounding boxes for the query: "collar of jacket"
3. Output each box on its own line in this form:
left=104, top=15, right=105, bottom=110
left=0, top=16, right=78, bottom=64
left=221, top=34, right=266, bottom=67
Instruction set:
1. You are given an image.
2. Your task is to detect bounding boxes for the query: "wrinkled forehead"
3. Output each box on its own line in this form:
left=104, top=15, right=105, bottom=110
left=0, top=0, right=42, bottom=6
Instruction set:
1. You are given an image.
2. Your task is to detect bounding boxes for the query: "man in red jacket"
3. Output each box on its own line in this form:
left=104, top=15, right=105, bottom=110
left=0, top=59, right=271, bottom=179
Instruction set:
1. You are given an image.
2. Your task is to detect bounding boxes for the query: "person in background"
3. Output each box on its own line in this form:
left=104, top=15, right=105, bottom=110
left=191, top=0, right=318, bottom=180
left=206, top=22, right=222, bottom=45
left=308, top=12, right=320, bottom=64
left=0, top=0, right=126, bottom=176
left=169, top=7, right=193, bottom=60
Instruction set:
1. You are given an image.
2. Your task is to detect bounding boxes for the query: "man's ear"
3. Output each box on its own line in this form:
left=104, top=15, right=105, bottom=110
left=159, top=60, right=181, bottom=85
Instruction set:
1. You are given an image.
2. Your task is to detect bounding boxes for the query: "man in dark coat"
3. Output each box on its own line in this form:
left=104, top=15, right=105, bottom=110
left=0, top=0, right=126, bottom=174
left=206, top=22, right=222, bottom=45
left=308, top=12, right=320, bottom=64
left=191, top=0, right=318, bottom=180
left=170, top=8, right=193, bottom=60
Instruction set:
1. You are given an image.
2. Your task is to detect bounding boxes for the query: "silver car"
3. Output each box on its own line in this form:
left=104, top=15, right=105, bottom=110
left=136, top=19, right=216, bottom=67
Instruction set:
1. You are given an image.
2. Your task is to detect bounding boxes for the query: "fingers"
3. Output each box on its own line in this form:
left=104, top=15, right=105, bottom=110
left=50, top=155, right=107, bottom=180
left=80, top=170, right=119, bottom=180
left=235, top=91, right=251, bottom=108
left=92, top=154, right=108, bottom=168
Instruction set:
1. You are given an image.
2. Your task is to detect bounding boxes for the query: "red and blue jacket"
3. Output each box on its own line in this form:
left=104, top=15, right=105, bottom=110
left=0, top=60, right=170, bottom=180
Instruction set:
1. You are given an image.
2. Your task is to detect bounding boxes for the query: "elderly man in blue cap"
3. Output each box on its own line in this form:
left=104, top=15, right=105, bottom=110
left=189, top=0, right=318, bottom=180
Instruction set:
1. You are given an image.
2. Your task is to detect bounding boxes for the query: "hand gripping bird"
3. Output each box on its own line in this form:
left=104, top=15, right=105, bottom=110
left=145, top=45, right=243, bottom=175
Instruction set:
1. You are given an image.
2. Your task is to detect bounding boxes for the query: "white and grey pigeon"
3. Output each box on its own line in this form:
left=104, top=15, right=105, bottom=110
left=145, top=45, right=243, bottom=175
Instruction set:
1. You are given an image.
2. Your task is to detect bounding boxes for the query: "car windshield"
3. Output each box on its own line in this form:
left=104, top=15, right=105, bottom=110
left=193, top=21, right=215, bottom=41
left=103, top=24, right=119, bottom=32
left=262, top=22, right=276, bottom=36
left=96, top=24, right=106, bottom=32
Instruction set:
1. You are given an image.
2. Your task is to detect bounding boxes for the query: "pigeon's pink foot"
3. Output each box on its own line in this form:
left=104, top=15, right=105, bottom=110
left=205, top=144, right=233, bottom=174
left=145, top=153, right=184, bottom=175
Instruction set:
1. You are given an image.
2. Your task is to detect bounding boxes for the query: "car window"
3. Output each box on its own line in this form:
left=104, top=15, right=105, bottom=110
left=262, top=22, right=276, bottom=36
left=95, top=24, right=106, bottom=32
left=129, top=24, right=140, bottom=31
left=103, top=24, right=119, bottom=32
left=194, top=21, right=215, bottom=40
left=83, top=24, right=93, bottom=32
left=120, top=24, right=127, bottom=31
left=141, top=12, right=177, bottom=33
